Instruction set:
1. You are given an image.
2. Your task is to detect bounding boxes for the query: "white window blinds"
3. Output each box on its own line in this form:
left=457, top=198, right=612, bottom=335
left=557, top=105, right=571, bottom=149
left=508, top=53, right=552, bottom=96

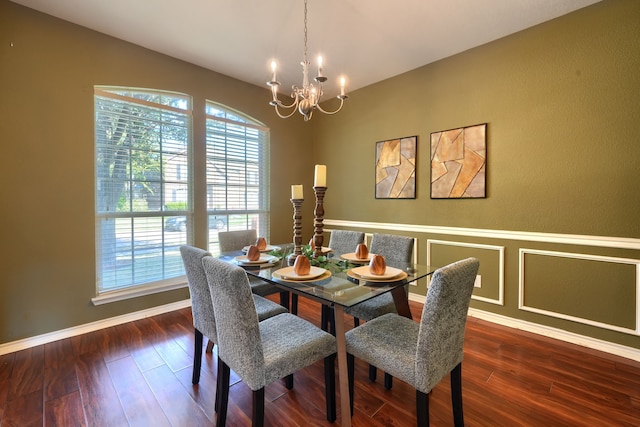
left=205, top=103, right=270, bottom=255
left=95, top=87, right=192, bottom=293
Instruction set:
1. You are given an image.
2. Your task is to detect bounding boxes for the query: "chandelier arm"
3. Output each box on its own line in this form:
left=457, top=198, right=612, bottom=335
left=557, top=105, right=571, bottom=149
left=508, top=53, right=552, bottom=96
left=315, top=97, right=346, bottom=115
left=273, top=103, right=301, bottom=119
left=273, top=96, right=299, bottom=110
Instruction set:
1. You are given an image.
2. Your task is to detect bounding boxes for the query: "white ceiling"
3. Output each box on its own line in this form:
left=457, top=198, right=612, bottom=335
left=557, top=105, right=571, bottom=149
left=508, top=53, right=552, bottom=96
left=11, top=0, right=601, bottom=97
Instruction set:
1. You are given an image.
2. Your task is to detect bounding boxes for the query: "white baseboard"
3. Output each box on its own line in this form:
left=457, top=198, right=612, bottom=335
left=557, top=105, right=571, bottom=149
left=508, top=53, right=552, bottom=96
left=0, top=299, right=192, bottom=356
left=4, top=295, right=639, bottom=364
left=408, top=293, right=640, bottom=363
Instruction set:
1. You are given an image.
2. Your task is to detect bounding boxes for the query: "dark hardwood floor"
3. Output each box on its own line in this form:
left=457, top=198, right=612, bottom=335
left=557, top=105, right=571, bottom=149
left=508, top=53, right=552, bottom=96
left=1, top=296, right=639, bottom=426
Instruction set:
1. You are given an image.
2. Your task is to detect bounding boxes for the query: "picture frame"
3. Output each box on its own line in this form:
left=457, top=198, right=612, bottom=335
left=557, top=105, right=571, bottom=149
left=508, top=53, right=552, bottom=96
left=375, top=136, right=417, bottom=199
left=430, top=123, right=486, bottom=199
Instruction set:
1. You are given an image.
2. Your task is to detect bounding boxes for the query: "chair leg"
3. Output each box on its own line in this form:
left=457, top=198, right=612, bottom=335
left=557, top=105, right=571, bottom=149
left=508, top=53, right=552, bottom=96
left=192, top=329, right=203, bottom=384
left=369, top=364, right=377, bottom=381
left=285, top=374, right=294, bottom=390
left=416, top=389, right=430, bottom=427
left=321, top=305, right=329, bottom=332
left=384, top=372, right=393, bottom=390
left=291, top=293, right=298, bottom=315
left=324, top=354, right=336, bottom=422
left=451, top=363, right=464, bottom=427
left=321, top=305, right=337, bottom=336
left=215, top=356, right=221, bottom=413
left=347, top=353, right=355, bottom=417
left=216, top=359, right=230, bottom=426
left=252, top=388, right=265, bottom=427
left=214, top=376, right=219, bottom=413
left=205, top=340, right=214, bottom=353
left=279, top=291, right=290, bottom=311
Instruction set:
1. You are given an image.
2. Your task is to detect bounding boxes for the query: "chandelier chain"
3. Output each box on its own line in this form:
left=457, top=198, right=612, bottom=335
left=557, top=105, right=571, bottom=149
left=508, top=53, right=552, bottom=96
left=303, top=0, right=308, bottom=63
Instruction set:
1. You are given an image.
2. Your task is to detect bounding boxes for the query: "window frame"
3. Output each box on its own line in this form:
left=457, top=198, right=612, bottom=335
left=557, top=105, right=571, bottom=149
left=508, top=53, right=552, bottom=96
left=93, top=87, right=193, bottom=304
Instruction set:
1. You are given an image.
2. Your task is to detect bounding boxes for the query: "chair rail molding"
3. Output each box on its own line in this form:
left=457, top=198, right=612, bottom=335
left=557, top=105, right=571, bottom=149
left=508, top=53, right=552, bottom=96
left=324, top=219, right=640, bottom=250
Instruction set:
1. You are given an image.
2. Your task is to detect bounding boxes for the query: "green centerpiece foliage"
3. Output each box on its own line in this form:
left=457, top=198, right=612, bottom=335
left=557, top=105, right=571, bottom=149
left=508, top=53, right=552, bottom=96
left=269, top=244, right=354, bottom=273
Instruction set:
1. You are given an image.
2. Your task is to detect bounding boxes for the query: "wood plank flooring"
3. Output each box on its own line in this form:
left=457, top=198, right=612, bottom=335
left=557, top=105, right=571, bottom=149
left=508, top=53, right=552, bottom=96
left=1, top=296, right=639, bottom=426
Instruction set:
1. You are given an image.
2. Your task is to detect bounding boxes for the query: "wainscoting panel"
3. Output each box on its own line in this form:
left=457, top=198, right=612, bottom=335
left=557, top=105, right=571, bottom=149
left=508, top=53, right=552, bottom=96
left=325, top=219, right=640, bottom=360
left=427, top=239, right=505, bottom=305
left=519, top=248, right=640, bottom=336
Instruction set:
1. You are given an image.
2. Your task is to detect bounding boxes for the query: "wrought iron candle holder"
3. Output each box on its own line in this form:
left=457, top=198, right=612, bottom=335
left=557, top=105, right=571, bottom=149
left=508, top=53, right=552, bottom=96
left=313, top=186, right=327, bottom=259
left=288, top=198, right=304, bottom=265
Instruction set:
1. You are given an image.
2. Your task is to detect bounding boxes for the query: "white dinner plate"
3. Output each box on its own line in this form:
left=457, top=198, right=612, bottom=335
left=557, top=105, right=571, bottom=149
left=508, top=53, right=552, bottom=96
left=241, top=245, right=281, bottom=253
left=235, top=254, right=279, bottom=265
left=350, top=265, right=405, bottom=280
left=273, top=266, right=327, bottom=281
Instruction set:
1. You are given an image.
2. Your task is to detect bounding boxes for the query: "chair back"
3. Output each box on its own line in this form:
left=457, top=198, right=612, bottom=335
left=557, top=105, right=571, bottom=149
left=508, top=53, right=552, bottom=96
left=218, top=229, right=258, bottom=252
left=180, top=245, right=217, bottom=342
left=369, top=233, right=414, bottom=266
left=202, top=256, right=265, bottom=388
left=415, top=257, right=479, bottom=393
left=328, top=230, right=365, bottom=256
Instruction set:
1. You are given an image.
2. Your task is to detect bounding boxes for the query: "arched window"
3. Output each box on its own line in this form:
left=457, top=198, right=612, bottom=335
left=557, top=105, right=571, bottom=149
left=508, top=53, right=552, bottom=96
left=205, top=102, right=270, bottom=255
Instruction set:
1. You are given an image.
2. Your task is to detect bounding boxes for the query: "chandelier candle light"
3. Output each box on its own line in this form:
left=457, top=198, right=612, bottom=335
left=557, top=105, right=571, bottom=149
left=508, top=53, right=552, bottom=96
left=289, top=185, right=304, bottom=265
left=313, top=165, right=327, bottom=259
left=267, top=0, right=348, bottom=121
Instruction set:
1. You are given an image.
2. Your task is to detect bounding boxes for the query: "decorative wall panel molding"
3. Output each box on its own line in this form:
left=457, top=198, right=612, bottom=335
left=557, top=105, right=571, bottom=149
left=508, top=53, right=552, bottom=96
left=427, top=239, right=504, bottom=305
left=519, top=248, right=640, bottom=336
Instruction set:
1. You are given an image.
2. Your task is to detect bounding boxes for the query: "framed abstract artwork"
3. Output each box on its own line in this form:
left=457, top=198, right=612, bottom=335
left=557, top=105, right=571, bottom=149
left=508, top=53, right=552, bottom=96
left=375, top=136, right=417, bottom=199
left=430, top=123, right=486, bottom=199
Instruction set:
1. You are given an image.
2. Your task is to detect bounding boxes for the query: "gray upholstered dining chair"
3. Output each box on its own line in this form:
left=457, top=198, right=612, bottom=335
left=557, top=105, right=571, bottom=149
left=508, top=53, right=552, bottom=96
left=179, top=245, right=287, bottom=385
left=345, top=257, right=479, bottom=427
left=202, top=256, right=337, bottom=427
left=218, top=229, right=294, bottom=312
left=344, top=233, right=414, bottom=385
left=218, top=229, right=259, bottom=253
left=321, top=230, right=366, bottom=333
left=327, top=229, right=365, bottom=257
left=344, top=233, right=414, bottom=325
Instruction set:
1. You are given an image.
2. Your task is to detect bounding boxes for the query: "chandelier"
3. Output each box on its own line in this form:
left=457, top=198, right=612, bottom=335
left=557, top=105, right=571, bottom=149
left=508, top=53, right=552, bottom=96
left=267, top=0, right=348, bottom=121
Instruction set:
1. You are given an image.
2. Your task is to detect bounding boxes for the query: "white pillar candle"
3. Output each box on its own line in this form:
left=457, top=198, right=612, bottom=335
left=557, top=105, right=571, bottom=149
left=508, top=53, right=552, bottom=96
left=314, top=165, right=326, bottom=187
left=291, top=184, right=304, bottom=199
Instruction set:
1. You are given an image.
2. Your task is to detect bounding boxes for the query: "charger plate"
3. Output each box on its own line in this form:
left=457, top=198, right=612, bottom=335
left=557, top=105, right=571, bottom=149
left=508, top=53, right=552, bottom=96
left=235, top=254, right=279, bottom=265
left=341, top=252, right=375, bottom=263
left=272, top=266, right=331, bottom=282
left=242, top=245, right=281, bottom=253
left=347, top=266, right=407, bottom=282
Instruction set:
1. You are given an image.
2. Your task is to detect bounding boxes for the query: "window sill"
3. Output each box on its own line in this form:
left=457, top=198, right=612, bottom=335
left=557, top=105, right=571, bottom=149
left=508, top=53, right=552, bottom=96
left=92, top=277, right=188, bottom=306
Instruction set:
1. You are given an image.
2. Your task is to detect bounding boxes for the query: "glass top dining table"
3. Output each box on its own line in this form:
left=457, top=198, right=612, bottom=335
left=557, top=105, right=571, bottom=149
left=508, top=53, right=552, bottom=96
left=218, top=243, right=434, bottom=427
left=218, top=244, right=433, bottom=311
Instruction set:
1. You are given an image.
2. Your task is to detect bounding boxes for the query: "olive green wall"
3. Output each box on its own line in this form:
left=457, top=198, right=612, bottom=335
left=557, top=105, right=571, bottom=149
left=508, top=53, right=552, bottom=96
left=310, top=0, right=640, bottom=351
left=313, top=0, right=639, bottom=238
left=0, top=0, right=312, bottom=344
